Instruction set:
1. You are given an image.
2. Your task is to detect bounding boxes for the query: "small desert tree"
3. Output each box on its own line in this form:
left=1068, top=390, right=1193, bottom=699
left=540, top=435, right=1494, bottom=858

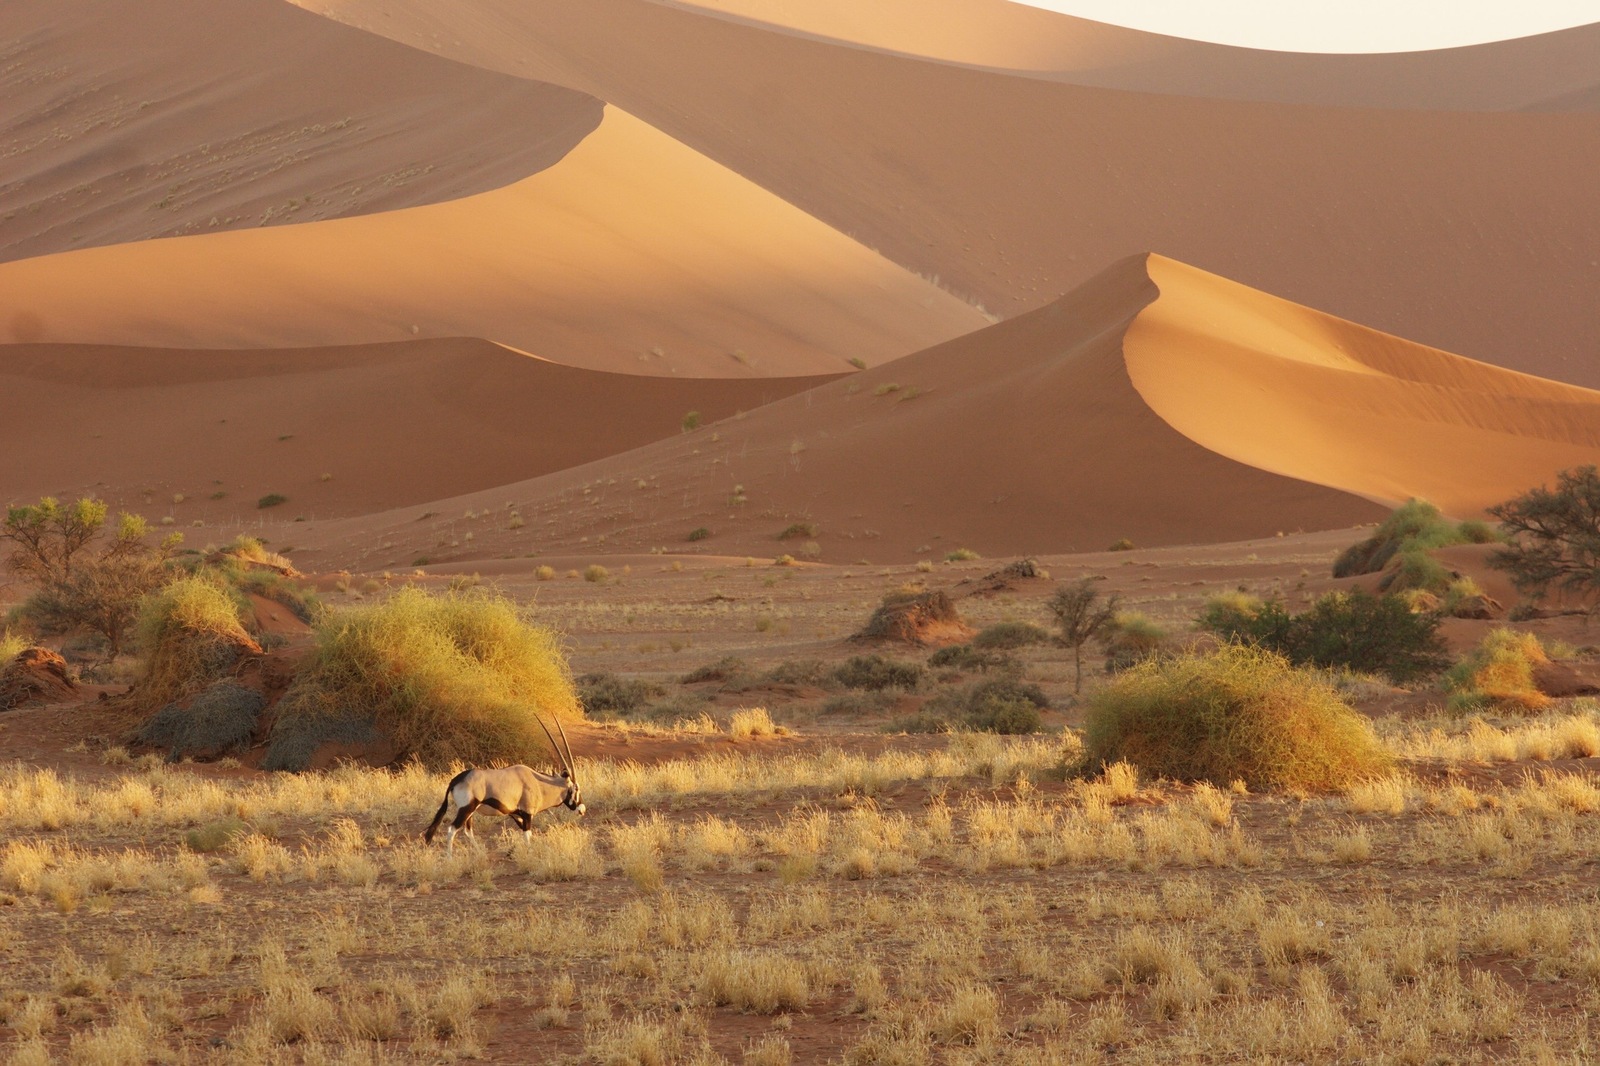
left=3, top=498, right=181, bottom=656
left=1047, top=578, right=1119, bottom=693
left=1488, top=466, right=1600, bottom=605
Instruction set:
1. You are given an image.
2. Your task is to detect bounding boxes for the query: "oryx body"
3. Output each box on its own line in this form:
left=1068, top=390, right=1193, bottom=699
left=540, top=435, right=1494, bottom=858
left=423, top=717, right=585, bottom=851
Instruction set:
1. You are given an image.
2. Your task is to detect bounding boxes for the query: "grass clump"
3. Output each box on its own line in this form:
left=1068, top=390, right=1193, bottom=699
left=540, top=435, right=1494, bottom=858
left=577, top=672, right=665, bottom=718
left=687, top=527, right=711, bottom=542
left=945, top=548, right=981, bottom=562
left=1446, top=628, right=1552, bottom=714
left=833, top=655, right=925, bottom=691
left=256, top=494, right=287, bottom=509
left=971, top=621, right=1050, bottom=650
left=777, top=523, right=818, bottom=541
left=135, top=681, right=265, bottom=760
left=906, top=677, right=1049, bottom=735
left=1084, top=644, right=1394, bottom=791
left=927, top=644, right=1017, bottom=674
left=0, top=630, right=27, bottom=663
left=682, top=656, right=748, bottom=685
left=584, top=564, right=610, bottom=584
left=264, top=587, right=579, bottom=770
left=134, top=575, right=260, bottom=711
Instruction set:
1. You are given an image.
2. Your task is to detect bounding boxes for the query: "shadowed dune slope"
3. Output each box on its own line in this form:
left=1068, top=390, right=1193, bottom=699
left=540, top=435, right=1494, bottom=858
left=0, top=109, right=985, bottom=374
left=284, top=255, right=1600, bottom=570
left=0, top=338, right=834, bottom=521
left=290, top=0, right=1600, bottom=384
left=662, top=0, right=1600, bottom=110
left=0, top=0, right=602, bottom=263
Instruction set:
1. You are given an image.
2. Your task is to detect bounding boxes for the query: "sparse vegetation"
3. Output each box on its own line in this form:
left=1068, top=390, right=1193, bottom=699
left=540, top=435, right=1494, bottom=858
left=264, top=587, right=578, bottom=770
left=1108, top=538, right=1135, bottom=552
left=833, top=654, right=925, bottom=692
left=971, top=620, right=1050, bottom=650
left=945, top=548, right=981, bottom=562
left=1084, top=644, right=1394, bottom=790
left=1103, top=613, right=1167, bottom=673
left=578, top=672, right=666, bottom=718
left=681, top=410, right=702, bottom=432
left=256, top=493, right=288, bottom=509
left=584, top=564, right=610, bottom=583
left=1334, top=498, right=1496, bottom=592
left=687, top=527, right=711, bottom=542
left=1047, top=578, right=1119, bottom=693
left=776, top=523, right=818, bottom=541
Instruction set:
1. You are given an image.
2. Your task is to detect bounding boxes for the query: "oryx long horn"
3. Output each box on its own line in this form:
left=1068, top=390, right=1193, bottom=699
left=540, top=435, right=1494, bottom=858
left=553, top=715, right=577, bottom=776
left=535, top=714, right=569, bottom=776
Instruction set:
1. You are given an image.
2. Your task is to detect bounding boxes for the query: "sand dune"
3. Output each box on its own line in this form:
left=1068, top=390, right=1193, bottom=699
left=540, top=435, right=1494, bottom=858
left=272, top=254, right=1600, bottom=572
left=0, top=108, right=985, bottom=373
left=291, top=0, right=1600, bottom=385
left=660, top=0, right=1600, bottom=110
left=0, top=0, right=602, bottom=263
left=0, top=337, right=832, bottom=522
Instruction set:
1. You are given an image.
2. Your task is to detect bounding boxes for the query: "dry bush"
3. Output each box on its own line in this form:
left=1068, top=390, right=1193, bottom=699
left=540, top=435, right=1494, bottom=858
left=265, top=586, right=579, bottom=769
left=857, top=589, right=971, bottom=645
left=1446, top=627, right=1551, bottom=713
left=728, top=707, right=779, bottom=739
left=133, top=573, right=260, bottom=711
left=1084, top=644, right=1394, bottom=791
left=134, top=680, right=265, bottom=760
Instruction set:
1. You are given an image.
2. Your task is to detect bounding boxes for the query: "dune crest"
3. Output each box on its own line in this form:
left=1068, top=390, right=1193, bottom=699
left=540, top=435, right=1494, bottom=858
left=274, top=255, right=1600, bottom=570
left=287, top=0, right=1600, bottom=385
left=0, top=337, right=834, bottom=521
left=658, top=0, right=1600, bottom=110
left=0, top=108, right=984, bottom=374
left=0, top=0, right=602, bottom=263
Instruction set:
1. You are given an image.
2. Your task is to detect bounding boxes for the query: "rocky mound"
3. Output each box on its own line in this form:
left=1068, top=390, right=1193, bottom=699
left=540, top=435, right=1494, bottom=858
left=0, top=648, right=77, bottom=712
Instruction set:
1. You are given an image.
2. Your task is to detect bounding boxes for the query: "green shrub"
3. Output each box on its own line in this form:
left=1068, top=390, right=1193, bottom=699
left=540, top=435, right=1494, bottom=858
left=1445, top=628, right=1551, bottom=714
left=135, top=575, right=260, bottom=711
left=971, top=621, right=1050, bottom=650
left=1196, top=589, right=1445, bottom=684
left=927, top=644, right=1016, bottom=674
left=1488, top=466, right=1600, bottom=603
left=918, top=676, right=1048, bottom=735
left=969, top=697, right=1043, bottom=735
left=682, top=656, right=748, bottom=685
left=257, top=494, right=287, bottom=509
left=1104, top=613, right=1166, bottom=673
left=945, top=548, right=981, bottom=562
left=777, top=523, right=818, bottom=541
left=264, top=587, right=578, bottom=770
left=833, top=655, right=926, bottom=691
left=577, top=672, right=665, bottom=717
left=681, top=411, right=702, bottom=432
left=687, top=527, right=711, bottom=542
left=1334, top=499, right=1495, bottom=587
left=762, top=660, right=832, bottom=687
left=1084, top=645, right=1394, bottom=790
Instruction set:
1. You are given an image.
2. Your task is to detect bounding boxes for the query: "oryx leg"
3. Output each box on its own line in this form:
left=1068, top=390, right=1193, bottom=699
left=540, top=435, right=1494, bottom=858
left=446, top=799, right=482, bottom=854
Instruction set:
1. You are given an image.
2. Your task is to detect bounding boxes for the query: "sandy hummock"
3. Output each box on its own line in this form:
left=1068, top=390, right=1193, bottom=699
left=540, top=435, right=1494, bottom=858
left=0, top=108, right=985, bottom=374
left=0, top=337, right=836, bottom=521
left=292, top=0, right=1600, bottom=384
left=254, top=255, right=1600, bottom=572
left=0, top=0, right=602, bottom=263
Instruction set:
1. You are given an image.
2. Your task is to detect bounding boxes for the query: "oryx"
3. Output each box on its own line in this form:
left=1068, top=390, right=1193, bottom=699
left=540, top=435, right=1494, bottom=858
left=423, top=715, right=586, bottom=852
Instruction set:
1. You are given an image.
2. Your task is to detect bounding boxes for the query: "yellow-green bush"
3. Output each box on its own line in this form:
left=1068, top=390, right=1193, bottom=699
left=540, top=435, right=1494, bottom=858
left=134, top=574, right=259, bottom=711
left=1083, top=644, right=1393, bottom=791
left=265, top=587, right=579, bottom=770
left=1446, top=628, right=1550, bottom=714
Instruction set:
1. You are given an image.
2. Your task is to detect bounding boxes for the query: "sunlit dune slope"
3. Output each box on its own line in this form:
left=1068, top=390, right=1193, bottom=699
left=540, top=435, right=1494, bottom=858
left=0, top=338, right=832, bottom=521
left=0, top=109, right=984, bottom=374
left=661, top=0, right=1600, bottom=110
left=282, top=254, right=1600, bottom=571
left=0, top=0, right=601, bottom=263
left=290, top=0, right=1600, bottom=384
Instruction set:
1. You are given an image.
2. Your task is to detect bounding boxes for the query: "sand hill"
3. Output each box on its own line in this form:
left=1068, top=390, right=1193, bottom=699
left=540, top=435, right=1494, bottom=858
left=291, top=0, right=1600, bottom=385
left=0, top=337, right=833, bottom=522
left=269, top=255, right=1600, bottom=572
left=0, top=0, right=602, bottom=263
left=662, top=0, right=1600, bottom=110
left=0, top=108, right=985, bottom=373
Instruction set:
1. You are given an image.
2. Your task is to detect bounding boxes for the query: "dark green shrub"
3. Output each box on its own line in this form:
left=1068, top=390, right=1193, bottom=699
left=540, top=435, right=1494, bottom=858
left=1488, top=466, right=1600, bottom=603
left=682, top=656, right=748, bottom=685
left=1104, top=613, right=1166, bottom=673
left=578, top=671, right=665, bottom=717
left=1197, top=589, right=1445, bottom=684
left=927, top=644, right=1016, bottom=674
left=257, top=494, right=287, bottom=509
left=763, top=659, right=832, bottom=687
left=833, top=654, right=926, bottom=691
left=822, top=691, right=899, bottom=716
left=1084, top=645, right=1394, bottom=790
left=1334, top=499, right=1497, bottom=591
left=971, top=621, right=1051, bottom=650
left=687, top=527, right=711, bottom=542
left=136, top=681, right=265, bottom=760
left=968, top=696, right=1043, bottom=734
left=777, top=523, right=818, bottom=541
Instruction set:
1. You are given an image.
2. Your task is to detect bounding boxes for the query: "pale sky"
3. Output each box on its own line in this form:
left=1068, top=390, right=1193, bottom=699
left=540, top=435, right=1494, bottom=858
left=1014, top=1, right=1600, bottom=52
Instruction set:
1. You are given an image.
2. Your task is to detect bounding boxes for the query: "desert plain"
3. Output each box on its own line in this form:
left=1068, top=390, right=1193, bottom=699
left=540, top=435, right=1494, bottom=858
left=4, top=1, right=1600, bottom=1063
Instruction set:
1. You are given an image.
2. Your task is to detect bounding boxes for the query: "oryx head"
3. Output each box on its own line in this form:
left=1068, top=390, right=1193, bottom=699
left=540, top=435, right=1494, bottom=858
left=538, top=713, right=586, bottom=816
